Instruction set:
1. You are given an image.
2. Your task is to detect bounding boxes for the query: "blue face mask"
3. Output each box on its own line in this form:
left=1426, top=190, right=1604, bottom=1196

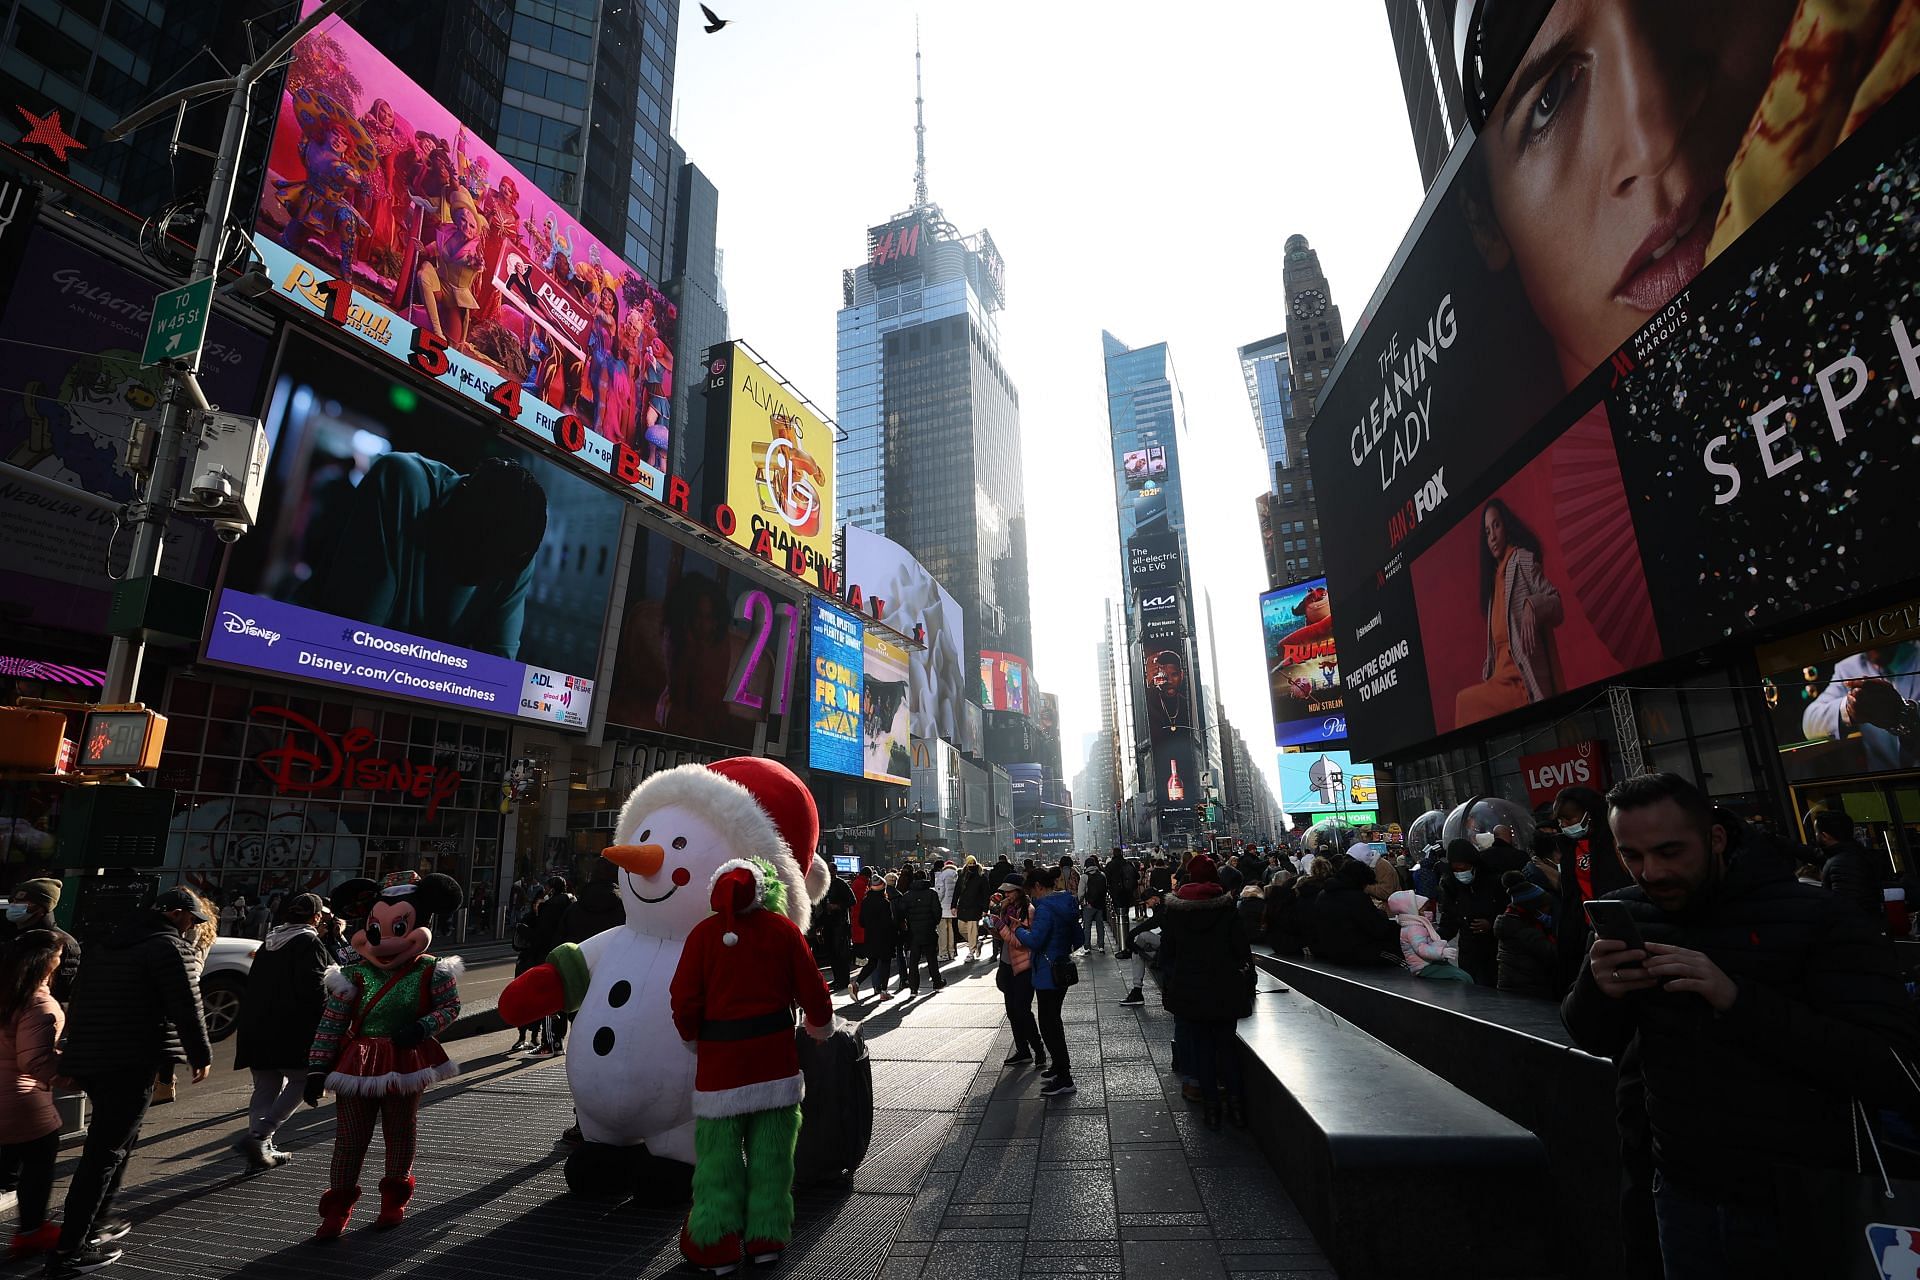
left=1562, top=819, right=1589, bottom=840
left=4, top=904, right=33, bottom=924
left=1452, top=870, right=1475, bottom=885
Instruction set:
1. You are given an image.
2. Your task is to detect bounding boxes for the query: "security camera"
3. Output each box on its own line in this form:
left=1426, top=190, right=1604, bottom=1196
left=211, top=518, right=249, bottom=544
left=221, top=264, right=274, bottom=301
left=179, top=412, right=266, bottom=532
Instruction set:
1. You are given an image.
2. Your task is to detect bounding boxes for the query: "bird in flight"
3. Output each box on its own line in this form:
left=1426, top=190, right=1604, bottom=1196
left=700, top=4, right=730, bottom=33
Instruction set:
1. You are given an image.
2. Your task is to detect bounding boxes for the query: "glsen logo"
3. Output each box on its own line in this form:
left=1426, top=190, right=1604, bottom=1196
left=220, top=612, right=281, bottom=647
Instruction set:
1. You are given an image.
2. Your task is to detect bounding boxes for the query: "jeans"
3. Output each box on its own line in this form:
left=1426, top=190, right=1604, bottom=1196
left=1000, top=967, right=1041, bottom=1058
left=858, top=943, right=893, bottom=993
left=57, top=1070, right=155, bottom=1253
left=1082, top=904, right=1106, bottom=950
left=1036, top=987, right=1070, bottom=1081
left=2, top=1130, right=58, bottom=1231
left=1177, top=1017, right=1242, bottom=1102
left=1651, top=1172, right=1787, bottom=1280
left=908, top=938, right=944, bottom=991
left=247, top=1069, right=306, bottom=1140
left=1129, top=929, right=1160, bottom=990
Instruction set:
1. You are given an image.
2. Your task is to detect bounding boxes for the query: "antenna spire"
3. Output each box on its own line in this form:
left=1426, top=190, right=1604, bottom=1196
left=913, top=20, right=929, bottom=210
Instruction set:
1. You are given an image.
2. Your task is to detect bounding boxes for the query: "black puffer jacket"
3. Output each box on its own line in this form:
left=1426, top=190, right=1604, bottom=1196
left=1308, top=863, right=1399, bottom=966
left=1261, top=883, right=1308, bottom=956
left=1437, top=847, right=1504, bottom=985
left=59, top=912, right=210, bottom=1076
left=859, top=887, right=899, bottom=948
left=903, top=884, right=943, bottom=943
left=234, top=924, right=331, bottom=1070
left=954, top=866, right=991, bottom=918
left=1158, top=887, right=1252, bottom=1022
left=1494, top=906, right=1557, bottom=997
left=1820, top=838, right=1886, bottom=926
left=1562, top=841, right=1917, bottom=1198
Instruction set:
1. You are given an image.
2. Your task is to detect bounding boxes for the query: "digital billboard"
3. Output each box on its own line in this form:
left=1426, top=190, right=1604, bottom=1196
left=604, top=527, right=800, bottom=749
left=0, top=228, right=270, bottom=632
left=843, top=524, right=966, bottom=747
left=979, top=649, right=1032, bottom=714
left=1140, top=590, right=1184, bottom=644
left=1261, top=579, right=1346, bottom=748
left=1757, top=596, right=1920, bottom=784
left=208, top=334, right=617, bottom=728
left=1122, top=445, right=1167, bottom=490
left=708, top=344, right=835, bottom=582
left=808, top=599, right=863, bottom=778
left=1034, top=692, right=1063, bottom=779
left=1141, top=641, right=1199, bottom=821
left=863, top=629, right=911, bottom=786
left=1277, top=750, right=1376, bottom=819
left=1310, top=8, right=1920, bottom=759
left=1127, top=532, right=1182, bottom=588
left=249, top=6, right=676, bottom=501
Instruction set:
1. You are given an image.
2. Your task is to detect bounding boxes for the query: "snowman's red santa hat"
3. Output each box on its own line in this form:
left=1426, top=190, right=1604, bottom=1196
left=610, top=756, right=827, bottom=933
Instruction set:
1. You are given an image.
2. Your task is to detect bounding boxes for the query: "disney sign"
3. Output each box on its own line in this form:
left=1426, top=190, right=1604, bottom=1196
left=251, top=705, right=463, bottom=820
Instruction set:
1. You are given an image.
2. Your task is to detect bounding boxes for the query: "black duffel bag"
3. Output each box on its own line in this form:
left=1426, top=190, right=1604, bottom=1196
left=792, top=1021, right=873, bottom=1186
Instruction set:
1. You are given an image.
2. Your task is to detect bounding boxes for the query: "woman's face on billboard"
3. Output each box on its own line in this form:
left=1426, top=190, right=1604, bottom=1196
left=1473, top=0, right=1794, bottom=384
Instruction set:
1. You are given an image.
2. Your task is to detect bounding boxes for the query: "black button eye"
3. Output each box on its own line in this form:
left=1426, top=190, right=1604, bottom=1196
left=671, top=836, right=687, bottom=850
left=639, top=829, right=650, bottom=842
left=365, top=921, right=383, bottom=945
left=393, top=920, right=408, bottom=935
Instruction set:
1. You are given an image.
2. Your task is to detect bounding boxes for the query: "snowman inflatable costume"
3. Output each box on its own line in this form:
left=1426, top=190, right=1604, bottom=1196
left=499, top=757, right=828, bottom=1189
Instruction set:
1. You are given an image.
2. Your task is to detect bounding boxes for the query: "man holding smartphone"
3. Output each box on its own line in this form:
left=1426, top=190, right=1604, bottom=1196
left=1561, top=772, right=1914, bottom=1278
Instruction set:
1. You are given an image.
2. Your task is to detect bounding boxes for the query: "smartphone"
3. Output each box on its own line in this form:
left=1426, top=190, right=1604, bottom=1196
left=1583, top=900, right=1646, bottom=953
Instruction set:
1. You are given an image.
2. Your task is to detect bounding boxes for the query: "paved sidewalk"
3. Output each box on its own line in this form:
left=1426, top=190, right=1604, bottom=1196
left=22, top=947, right=1332, bottom=1279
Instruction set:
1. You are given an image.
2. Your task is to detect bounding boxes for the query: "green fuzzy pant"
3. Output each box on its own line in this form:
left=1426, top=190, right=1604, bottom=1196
left=688, top=1106, right=803, bottom=1247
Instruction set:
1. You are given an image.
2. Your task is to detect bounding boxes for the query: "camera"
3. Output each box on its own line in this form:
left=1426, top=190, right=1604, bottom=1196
left=211, top=519, right=248, bottom=544
left=178, top=411, right=266, bottom=543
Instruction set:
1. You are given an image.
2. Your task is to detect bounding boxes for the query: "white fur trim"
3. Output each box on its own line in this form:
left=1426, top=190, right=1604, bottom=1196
left=690, top=1072, right=804, bottom=1118
left=323, top=966, right=357, bottom=1000
left=708, top=858, right=767, bottom=904
left=325, top=1060, right=458, bottom=1096
left=804, top=856, right=830, bottom=904
left=433, top=955, right=466, bottom=984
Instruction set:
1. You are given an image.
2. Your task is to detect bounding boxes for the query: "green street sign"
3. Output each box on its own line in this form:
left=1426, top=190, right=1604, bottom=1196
left=142, top=276, right=215, bottom=367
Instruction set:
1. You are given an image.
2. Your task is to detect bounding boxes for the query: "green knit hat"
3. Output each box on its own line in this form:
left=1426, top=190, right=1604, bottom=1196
left=14, top=878, right=60, bottom=910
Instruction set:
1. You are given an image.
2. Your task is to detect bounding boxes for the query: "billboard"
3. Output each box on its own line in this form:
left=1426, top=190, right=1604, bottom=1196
left=0, top=227, right=269, bottom=632
left=208, top=334, right=617, bottom=727
left=250, top=6, right=676, bottom=500
left=868, top=212, right=929, bottom=284
left=1261, top=579, right=1346, bottom=748
left=863, top=629, right=912, bottom=786
left=1035, top=692, right=1063, bottom=779
left=979, top=649, right=1032, bottom=714
left=808, top=599, right=863, bottom=778
left=1127, top=532, right=1182, bottom=587
left=844, top=523, right=966, bottom=747
left=1122, top=445, right=1167, bottom=490
left=1277, top=750, right=1376, bottom=818
left=1310, top=8, right=1920, bottom=759
left=1141, top=639, right=1199, bottom=821
left=1140, top=590, right=1184, bottom=644
left=1518, top=740, right=1611, bottom=811
left=710, top=344, right=835, bottom=582
left=1757, top=597, right=1920, bottom=784
left=604, top=527, right=800, bottom=749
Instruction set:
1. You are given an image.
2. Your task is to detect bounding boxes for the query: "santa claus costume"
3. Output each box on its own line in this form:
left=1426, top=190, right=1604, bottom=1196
left=668, top=760, right=834, bottom=1275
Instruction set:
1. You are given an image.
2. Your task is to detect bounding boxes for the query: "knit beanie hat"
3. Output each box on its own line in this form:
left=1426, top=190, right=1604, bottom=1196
left=1501, top=870, right=1545, bottom=904
left=15, top=878, right=60, bottom=910
left=1185, top=854, right=1219, bottom=883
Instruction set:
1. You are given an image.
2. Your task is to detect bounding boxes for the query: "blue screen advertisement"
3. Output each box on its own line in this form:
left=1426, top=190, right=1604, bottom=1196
left=809, top=599, right=864, bottom=778
left=1277, top=749, right=1376, bottom=819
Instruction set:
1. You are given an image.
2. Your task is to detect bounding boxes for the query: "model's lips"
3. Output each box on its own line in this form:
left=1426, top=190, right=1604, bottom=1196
left=625, top=872, right=679, bottom=905
left=1613, top=191, right=1719, bottom=312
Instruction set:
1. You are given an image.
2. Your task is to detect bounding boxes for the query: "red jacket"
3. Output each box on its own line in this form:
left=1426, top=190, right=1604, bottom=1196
left=670, top=903, right=832, bottom=1117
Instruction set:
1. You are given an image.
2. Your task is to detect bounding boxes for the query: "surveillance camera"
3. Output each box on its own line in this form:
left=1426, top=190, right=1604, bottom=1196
left=211, top=519, right=248, bottom=544
left=221, top=264, right=274, bottom=301
left=191, top=474, right=236, bottom=506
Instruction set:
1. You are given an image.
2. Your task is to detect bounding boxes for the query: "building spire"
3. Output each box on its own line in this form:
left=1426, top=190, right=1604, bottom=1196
left=913, top=20, right=929, bottom=211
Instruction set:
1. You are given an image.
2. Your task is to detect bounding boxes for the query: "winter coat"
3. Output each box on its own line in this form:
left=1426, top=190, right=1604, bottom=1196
left=234, top=924, right=332, bottom=1071
left=849, top=874, right=871, bottom=944
left=934, top=866, right=959, bottom=915
left=1366, top=856, right=1402, bottom=905
left=562, top=880, right=627, bottom=943
left=1495, top=906, right=1557, bottom=997
left=1235, top=888, right=1266, bottom=938
left=1480, top=544, right=1563, bottom=700
left=954, top=867, right=990, bottom=917
left=1820, top=838, right=1886, bottom=926
left=1105, top=855, right=1136, bottom=905
left=1158, top=886, right=1252, bottom=1022
left=990, top=859, right=1018, bottom=888
left=1215, top=861, right=1244, bottom=898
left=0, top=920, right=81, bottom=1003
left=521, top=892, right=573, bottom=964
left=816, top=874, right=855, bottom=943
left=859, top=886, right=899, bottom=948
left=1562, top=845, right=1916, bottom=1200
left=1261, top=885, right=1308, bottom=957
left=1437, top=852, right=1504, bottom=985
left=1386, top=890, right=1457, bottom=974
left=903, top=885, right=944, bottom=943
left=1148, top=864, right=1175, bottom=897
left=58, top=912, right=210, bottom=1077
left=1015, top=890, right=1082, bottom=991
left=0, top=986, right=63, bottom=1143
left=1554, top=829, right=1635, bottom=997
left=997, top=900, right=1033, bottom=975
left=1308, top=870, right=1400, bottom=966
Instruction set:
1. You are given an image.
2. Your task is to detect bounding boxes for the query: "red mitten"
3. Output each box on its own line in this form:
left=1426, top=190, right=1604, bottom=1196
left=498, top=962, right=564, bottom=1026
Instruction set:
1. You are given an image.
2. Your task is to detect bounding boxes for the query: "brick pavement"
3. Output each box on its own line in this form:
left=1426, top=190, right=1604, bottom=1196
left=25, top=946, right=1334, bottom=1279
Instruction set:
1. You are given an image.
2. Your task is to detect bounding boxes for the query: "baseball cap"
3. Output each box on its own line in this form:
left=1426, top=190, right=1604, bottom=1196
left=288, top=892, right=325, bottom=919
left=154, top=887, right=210, bottom=923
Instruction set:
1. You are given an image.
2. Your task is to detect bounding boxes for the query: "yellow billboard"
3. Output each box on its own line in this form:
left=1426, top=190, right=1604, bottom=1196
left=722, top=346, right=835, bottom=581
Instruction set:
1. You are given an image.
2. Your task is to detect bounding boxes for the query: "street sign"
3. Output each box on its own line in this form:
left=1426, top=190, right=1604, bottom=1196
left=141, top=277, right=214, bottom=367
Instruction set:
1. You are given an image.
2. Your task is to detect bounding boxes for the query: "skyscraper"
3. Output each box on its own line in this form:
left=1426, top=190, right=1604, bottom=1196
left=835, top=41, right=1029, bottom=727
left=1239, top=331, right=1293, bottom=490
left=1275, top=234, right=1348, bottom=584
left=1382, top=0, right=1469, bottom=190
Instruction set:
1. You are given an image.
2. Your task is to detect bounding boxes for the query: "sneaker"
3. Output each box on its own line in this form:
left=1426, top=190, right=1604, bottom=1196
left=46, top=1245, right=122, bottom=1276
left=1002, top=1051, right=1033, bottom=1066
left=10, top=1222, right=60, bottom=1261
left=1039, top=1079, right=1077, bottom=1098
left=1039, top=1066, right=1061, bottom=1080
left=1119, top=988, right=1145, bottom=1007
left=86, top=1219, right=131, bottom=1247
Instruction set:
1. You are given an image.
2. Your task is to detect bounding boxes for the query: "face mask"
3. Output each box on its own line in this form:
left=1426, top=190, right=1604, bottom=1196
left=1472, top=832, right=1495, bottom=851
left=4, top=904, right=32, bottom=924
left=1562, top=820, right=1589, bottom=840
left=1453, top=870, right=1476, bottom=885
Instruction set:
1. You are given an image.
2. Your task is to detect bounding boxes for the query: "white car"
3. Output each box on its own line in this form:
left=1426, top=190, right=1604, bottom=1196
left=200, top=937, right=255, bottom=1043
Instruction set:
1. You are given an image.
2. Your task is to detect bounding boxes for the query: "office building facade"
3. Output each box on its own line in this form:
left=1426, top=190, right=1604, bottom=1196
left=1274, top=234, right=1347, bottom=584
left=1382, top=0, right=1468, bottom=190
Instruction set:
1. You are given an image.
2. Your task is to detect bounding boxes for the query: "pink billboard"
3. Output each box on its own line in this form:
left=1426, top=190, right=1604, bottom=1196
left=250, top=5, right=676, bottom=485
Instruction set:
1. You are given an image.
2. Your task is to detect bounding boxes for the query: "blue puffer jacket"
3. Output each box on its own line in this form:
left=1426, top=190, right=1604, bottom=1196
left=1015, top=890, right=1083, bottom=991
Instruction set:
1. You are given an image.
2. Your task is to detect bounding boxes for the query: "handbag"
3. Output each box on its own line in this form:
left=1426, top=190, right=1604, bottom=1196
left=1051, top=955, right=1079, bottom=988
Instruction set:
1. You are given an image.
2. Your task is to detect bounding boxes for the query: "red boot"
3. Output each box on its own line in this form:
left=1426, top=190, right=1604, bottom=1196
left=8, top=1222, right=61, bottom=1260
left=314, top=1187, right=360, bottom=1241
left=744, top=1238, right=787, bottom=1265
left=678, top=1216, right=742, bottom=1275
left=374, top=1175, right=415, bottom=1230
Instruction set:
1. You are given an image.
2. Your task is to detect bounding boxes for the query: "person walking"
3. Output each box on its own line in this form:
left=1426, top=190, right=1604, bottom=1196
left=1436, top=839, right=1503, bottom=986
left=245, top=897, right=274, bottom=941
left=48, top=888, right=211, bottom=1278
left=509, top=884, right=548, bottom=1051
left=1080, top=858, right=1109, bottom=954
left=1, top=881, right=80, bottom=1003
left=1156, top=854, right=1251, bottom=1129
left=954, top=857, right=990, bottom=961
left=1562, top=773, right=1917, bottom=1277
left=993, top=877, right=1045, bottom=1070
left=152, top=888, right=215, bottom=1106
left=933, top=859, right=959, bottom=962
left=817, top=866, right=857, bottom=996
left=1, top=931, right=66, bottom=1260
left=902, top=870, right=945, bottom=994
left=1103, top=849, right=1135, bottom=949
left=233, top=893, right=332, bottom=1172
left=849, top=867, right=871, bottom=963
left=856, top=874, right=898, bottom=1003
left=1014, top=867, right=1083, bottom=1098
left=525, top=877, right=574, bottom=1055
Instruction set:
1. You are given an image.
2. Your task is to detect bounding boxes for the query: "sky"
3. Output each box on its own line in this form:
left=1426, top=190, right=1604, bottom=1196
left=669, top=1, right=1429, bottom=803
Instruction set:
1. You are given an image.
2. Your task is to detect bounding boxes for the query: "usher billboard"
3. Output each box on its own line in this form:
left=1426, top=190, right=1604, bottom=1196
left=1309, top=5, right=1920, bottom=759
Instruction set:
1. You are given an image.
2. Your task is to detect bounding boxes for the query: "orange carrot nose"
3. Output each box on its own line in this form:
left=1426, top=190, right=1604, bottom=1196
left=604, top=843, right=665, bottom=875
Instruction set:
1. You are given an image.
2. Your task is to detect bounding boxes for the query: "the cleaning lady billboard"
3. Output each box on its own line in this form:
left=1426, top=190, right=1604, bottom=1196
left=705, top=343, right=836, bottom=584
left=249, top=3, right=677, bottom=501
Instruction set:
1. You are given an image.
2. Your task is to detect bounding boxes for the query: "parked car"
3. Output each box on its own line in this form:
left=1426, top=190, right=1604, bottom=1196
left=200, top=936, right=255, bottom=1042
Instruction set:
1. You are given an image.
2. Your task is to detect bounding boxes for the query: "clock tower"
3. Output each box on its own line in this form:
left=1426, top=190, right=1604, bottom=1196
left=1275, top=234, right=1346, bottom=583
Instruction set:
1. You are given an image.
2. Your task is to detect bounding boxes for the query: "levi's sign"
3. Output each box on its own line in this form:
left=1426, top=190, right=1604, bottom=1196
left=1518, top=740, right=1610, bottom=810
